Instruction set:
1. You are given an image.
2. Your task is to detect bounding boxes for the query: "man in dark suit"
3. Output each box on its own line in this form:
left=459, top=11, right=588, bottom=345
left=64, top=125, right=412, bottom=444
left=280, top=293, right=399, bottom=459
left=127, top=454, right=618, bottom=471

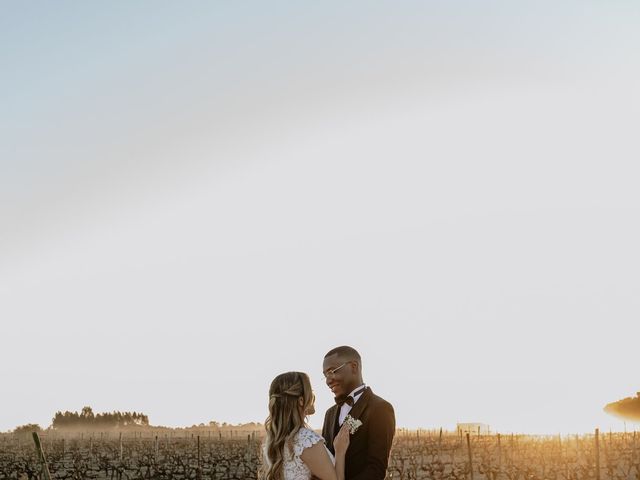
left=321, top=346, right=395, bottom=480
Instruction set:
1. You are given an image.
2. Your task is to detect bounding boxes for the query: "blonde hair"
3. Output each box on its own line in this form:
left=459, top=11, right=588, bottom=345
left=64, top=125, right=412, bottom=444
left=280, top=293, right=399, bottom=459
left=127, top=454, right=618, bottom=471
left=261, top=372, right=314, bottom=480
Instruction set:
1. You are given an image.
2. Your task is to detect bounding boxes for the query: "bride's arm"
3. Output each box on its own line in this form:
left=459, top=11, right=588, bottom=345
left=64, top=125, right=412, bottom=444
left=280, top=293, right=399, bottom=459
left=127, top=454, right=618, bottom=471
left=332, top=424, right=350, bottom=480
left=300, top=443, right=338, bottom=480
left=334, top=451, right=346, bottom=480
left=302, top=425, right=350, bottom=480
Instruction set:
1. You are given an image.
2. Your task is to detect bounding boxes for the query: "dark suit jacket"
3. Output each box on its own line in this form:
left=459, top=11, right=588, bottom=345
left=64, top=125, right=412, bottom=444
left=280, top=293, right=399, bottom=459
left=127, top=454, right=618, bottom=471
left=322, top=387, right=395, bottom=480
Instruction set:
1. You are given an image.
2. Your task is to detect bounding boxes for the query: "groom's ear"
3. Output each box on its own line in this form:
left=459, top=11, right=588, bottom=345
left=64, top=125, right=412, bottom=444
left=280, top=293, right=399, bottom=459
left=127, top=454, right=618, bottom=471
left=350, top=360, right=359, bottom=373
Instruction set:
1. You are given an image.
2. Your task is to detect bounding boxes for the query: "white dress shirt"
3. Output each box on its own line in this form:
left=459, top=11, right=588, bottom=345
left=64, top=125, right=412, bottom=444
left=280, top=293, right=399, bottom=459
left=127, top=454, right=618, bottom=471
left=338, top=384, right=367, bottom=425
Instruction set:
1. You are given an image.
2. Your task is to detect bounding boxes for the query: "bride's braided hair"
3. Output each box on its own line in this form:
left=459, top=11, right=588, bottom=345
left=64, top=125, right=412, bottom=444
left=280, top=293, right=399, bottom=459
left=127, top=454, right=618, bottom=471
left=261, top=372, right=314, bottom=480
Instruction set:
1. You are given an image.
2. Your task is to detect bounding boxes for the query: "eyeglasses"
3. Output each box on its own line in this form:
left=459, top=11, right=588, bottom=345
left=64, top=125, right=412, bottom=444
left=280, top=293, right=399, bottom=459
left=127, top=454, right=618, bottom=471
left=323, top=362, right=348, bottom=379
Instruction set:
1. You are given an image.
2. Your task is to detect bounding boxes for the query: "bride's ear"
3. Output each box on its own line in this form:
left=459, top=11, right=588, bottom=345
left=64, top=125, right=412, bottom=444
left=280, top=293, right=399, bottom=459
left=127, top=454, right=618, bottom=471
left=298, top=397, right=305, bottom=408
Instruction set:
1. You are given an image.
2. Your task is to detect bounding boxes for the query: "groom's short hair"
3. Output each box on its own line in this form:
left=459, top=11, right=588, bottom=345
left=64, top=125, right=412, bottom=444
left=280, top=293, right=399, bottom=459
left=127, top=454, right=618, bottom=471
left=325, top=346, right=361, bottom=362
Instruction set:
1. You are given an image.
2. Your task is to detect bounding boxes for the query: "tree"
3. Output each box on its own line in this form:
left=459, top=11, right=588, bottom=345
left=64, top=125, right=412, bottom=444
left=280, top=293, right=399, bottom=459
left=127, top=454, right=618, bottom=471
left=81, top=406, right=94, bottom=420
left=604, top=392, right=640, bottom=421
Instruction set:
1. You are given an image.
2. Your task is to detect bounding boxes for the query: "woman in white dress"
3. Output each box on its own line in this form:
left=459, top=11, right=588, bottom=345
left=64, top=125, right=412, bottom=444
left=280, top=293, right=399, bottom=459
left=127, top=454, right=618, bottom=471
left=262, top=371, right=350, bottom=480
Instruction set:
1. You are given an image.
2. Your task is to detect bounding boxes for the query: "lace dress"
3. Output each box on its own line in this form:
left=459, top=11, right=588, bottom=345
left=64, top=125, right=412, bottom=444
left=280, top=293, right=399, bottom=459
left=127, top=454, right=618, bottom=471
left=262, top=427, right=335, bottom=480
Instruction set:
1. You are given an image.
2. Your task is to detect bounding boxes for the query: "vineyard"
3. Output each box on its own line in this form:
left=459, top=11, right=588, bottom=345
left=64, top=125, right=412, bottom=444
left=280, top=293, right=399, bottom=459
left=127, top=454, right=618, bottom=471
left=1, top=429, right=639, bottom=480
left=386, top=429, right=640, bottom=480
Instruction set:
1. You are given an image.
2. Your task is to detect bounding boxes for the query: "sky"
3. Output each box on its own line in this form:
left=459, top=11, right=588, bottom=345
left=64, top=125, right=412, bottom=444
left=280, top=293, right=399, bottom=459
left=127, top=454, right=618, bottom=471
left=1, top=1, right=640, bottom=435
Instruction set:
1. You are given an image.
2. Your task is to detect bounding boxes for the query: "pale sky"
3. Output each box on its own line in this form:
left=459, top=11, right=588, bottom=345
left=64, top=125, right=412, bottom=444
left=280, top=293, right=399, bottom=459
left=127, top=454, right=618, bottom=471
left=1, top=1, right=640, bottom=435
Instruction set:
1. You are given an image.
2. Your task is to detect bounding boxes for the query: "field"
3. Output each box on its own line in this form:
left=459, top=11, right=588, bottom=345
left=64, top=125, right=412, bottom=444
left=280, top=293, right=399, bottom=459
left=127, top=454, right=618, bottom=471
left=387, top=430, right=640, bottom=480
left=1, top=429, right=639, bottom=480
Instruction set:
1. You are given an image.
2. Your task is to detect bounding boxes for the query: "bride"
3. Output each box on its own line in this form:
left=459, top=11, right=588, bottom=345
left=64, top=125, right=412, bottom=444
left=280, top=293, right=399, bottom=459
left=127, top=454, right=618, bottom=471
left=261, top=371, right=350, bottom=480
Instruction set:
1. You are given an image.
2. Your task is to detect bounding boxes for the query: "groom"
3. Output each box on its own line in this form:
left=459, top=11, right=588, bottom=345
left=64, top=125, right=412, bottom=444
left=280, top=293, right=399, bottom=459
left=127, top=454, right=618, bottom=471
left=321, top=346, right=395, bottom=480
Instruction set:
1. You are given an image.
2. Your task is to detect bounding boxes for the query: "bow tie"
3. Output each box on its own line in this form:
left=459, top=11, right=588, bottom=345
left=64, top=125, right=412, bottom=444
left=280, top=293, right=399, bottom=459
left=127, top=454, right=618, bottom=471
left=335, top=386, right=366, bottom=406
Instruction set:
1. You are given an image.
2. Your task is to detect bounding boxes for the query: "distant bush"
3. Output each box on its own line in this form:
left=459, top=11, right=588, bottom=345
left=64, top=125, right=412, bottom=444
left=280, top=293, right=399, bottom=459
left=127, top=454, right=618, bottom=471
left=13, top=424, right=42, bottom=434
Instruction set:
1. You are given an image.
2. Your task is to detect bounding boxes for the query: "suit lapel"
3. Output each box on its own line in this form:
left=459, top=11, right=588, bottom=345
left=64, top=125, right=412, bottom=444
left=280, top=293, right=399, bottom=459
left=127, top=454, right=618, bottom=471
left=328, top=404, right=340, bottom=451
left=328, top=387, right=372, bottom=452
left=345, top=386, right=372, bottom=421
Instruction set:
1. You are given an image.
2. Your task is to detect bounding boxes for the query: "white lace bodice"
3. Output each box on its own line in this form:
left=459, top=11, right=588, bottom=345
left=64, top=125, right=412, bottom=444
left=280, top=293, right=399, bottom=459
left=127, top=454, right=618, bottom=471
left=262, top=427, right=335, bottom=480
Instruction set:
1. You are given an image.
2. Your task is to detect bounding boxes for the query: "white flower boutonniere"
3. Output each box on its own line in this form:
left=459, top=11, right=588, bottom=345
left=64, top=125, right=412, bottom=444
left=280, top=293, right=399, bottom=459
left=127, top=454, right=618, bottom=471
left=343, top=415, right=363, bottom=434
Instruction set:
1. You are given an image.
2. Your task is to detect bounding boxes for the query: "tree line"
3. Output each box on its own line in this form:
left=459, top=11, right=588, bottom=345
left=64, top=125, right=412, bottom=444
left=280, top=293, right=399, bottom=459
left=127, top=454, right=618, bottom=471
left=51, top=406, right=149, bottom=429
left=9, top=407, right=264, bottom=434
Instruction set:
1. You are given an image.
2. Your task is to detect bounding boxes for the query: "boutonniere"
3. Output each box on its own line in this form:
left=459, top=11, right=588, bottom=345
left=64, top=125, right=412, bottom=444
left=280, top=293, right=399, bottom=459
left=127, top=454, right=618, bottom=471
left=343, top=415, right=363, bottom=434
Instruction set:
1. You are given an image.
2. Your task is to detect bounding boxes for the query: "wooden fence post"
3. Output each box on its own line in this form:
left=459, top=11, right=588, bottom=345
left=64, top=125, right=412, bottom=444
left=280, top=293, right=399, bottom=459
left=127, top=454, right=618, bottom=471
left=32, top=432, right=52, bottom=480
left=466, top=433, right=474, bottom=480
left=197, top=435, right=201, bottom=480
left=558, top=433, right=562, bottom=458
left=595, top=428, right=601, bottom=480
